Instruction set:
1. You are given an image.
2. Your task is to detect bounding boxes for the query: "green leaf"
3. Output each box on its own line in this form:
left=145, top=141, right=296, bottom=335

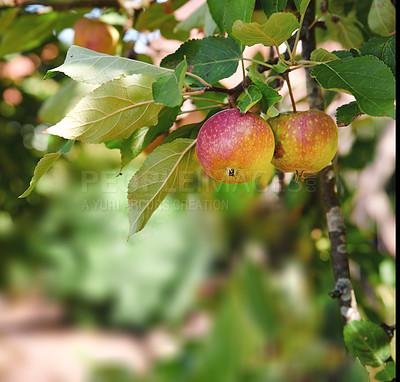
left=19, top=140, right=73, bottom=198
left=311, top=56, right=395, bottom=118
left=237, top=85, right=262, bottom=113
left=344, top=320, right=391, bottom=367
left=294, top=0, right=311, bottom=14
left=259, top=0, right=288, bottom=18
left=0, top=12, right=58, bottom=57
left=310, top=48, right=340, bottom=62
left=336, top=101, right=363, bottom=126
left=159, top=18, right=190, bottom=42
left=134, top=0, right=188, bottom=31
left=368, top=0, right=396, bottom=36
left=45, top=45, right=171, bottom=85
left=127, top=139, right=196, bottom=236
left=207, top=0, right=227, bottom=33
left=375, top=361, right=396, bottom=381
left=120, top=107, right=180, bottom=170
left=0, top=8, right=18, bottom=35
left=325, top=11, right=365, bottom=49
left=160, top=36, right=241, bottom=86
left=231, top=12, right=300, bottom=47
left=174, top=3, right=218, bottom=36
left=272, top=60, right=291, bottom=73
left=359, top=35, right=396, bottom=76
left=45, top=74, right=163, bottom=143
left=164, top=122, right=203, bottom=143
left=249, top=76, right=282, bottom=114
left=224, top=0, right=256, bottom=47
left=152, top=59, right=187, bottom=107
left=38, top=80, right=97, bottom=124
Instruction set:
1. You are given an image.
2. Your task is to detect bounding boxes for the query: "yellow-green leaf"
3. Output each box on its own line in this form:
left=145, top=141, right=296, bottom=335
left=231, top=12, right=299, bottom=47
left=128, top=139, right=196, bottom=236
left=45, top=74, right=163, bottom=144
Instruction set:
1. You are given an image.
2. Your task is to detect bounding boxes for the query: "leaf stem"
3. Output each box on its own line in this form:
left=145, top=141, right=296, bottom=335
left=242, top=58, right=275, bottom=70
left=183, top=97, right=227, bottom=105
left=185, top=72, right=213, bottom=88
left=292, top=12, right=306, bottom=59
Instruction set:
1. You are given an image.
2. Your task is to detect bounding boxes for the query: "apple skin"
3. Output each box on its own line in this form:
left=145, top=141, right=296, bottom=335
left=196, top=108, right=275, bottom=184
left=73, top=18, right=119, bottom=55
left=267, top=110, right=338, bottom=174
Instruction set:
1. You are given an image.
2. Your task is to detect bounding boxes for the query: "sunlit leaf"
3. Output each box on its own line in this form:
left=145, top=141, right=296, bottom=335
left=128, top=139, right=196, bottom=236
left=310, top=48, right=339, bottom=62
left=120, top=107, right=180, bottom=170
left=45, top=74, right=163, bottom=143
left=19, top=140, right=73, bottom=198
left=231, top=12, right=299, bottom=47
left=45, top=45, right=171, bottom=85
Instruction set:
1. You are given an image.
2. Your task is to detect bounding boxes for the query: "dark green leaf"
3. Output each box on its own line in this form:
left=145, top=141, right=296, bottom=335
left=249, top=76, right=282, bottom=114
left=161, top=36, right=241, bottom=86
left=206, top=0, right=226, bottom=33
left=359, top=35, right=396, bottom=76
left=224, top=0, right=256, bottom=47
left=165, top=122, right=203, bottom=143
left=237, top=85, right=262, bottom=113
left=311, top=56, right=395, bottom=118
left=104, top=139, right=123, bottom=150
left=0, top=13, right=58, bottom=57
left=152, top=58, right=187, bottom=107
left=336, top=101, right=363, bottom=126
left=332, top=50, right=354, bottom=59
left=344, top=320, right=391, bottom=367
left=375, top=361, right=396, bottom=381
left=259, top=0, right=288, bottom=18
left=120, top=107, right=180, bottom=170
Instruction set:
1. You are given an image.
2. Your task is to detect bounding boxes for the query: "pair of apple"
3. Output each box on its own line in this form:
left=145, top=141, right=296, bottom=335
left=196, top=108, right=338, bottom=183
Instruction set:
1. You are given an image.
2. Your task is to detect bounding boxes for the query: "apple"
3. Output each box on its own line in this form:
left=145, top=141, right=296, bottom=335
left=267, top=110, right=338, bottom=178
left=73, top=18, right=119, bottom=55
left=196, top=108, right=275, bottom=184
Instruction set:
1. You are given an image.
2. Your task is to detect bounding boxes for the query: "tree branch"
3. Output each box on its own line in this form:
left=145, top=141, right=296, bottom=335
left=301, top=0, right=360, bottom=325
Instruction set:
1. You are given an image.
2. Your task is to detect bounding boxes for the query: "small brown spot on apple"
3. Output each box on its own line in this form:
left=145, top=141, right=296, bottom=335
left=227, top=168, right=235, bottom=177
left=274, top=141, right=285, bottom=159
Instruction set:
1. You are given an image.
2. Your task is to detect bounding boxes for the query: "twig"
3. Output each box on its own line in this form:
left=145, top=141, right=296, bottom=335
left=302, top=0, right=360, bottom=326
left=284, top=72, right=297, bottom=112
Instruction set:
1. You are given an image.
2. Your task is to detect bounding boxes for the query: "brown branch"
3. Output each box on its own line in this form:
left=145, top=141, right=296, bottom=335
left=302, top=0, right=360, bottom=326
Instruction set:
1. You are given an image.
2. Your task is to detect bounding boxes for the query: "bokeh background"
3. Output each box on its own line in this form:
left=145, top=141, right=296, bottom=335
left=0, top=0, right=395, bottom=381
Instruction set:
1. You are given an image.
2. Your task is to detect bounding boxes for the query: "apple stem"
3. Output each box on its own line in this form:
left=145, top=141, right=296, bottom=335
left=284, top=72, right=297, bottom=112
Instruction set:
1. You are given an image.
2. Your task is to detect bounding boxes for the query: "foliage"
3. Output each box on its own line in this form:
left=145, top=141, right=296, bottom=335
left=0, top=0, right=395, bottom=381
